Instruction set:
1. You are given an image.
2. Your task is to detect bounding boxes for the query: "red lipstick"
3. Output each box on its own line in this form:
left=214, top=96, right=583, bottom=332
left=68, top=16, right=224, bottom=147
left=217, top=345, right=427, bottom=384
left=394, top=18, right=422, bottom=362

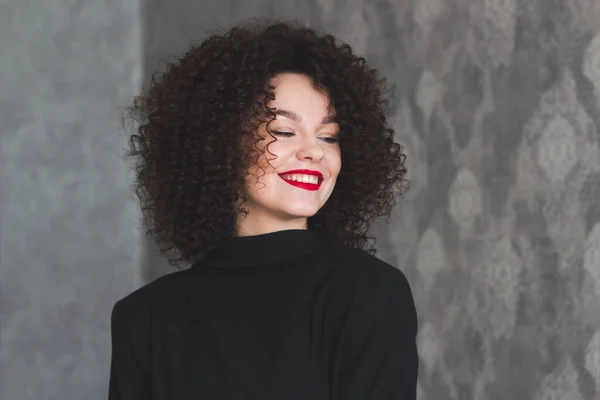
left=278, top=169, right=323, bottom=191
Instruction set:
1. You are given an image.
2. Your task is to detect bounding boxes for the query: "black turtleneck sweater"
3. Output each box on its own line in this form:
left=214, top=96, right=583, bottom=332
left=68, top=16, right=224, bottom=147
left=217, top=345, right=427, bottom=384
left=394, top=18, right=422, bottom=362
left=108, top=229, right=418, bottom=400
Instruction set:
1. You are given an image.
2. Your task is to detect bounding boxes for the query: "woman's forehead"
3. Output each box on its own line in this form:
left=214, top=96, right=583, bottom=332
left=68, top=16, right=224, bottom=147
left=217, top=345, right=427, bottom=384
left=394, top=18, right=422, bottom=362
left=269, top=73, right=334, bottom=120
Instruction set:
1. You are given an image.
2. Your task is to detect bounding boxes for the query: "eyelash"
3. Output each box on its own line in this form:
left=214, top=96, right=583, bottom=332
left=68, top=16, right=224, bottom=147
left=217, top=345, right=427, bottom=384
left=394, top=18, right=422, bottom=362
left=272, top=131, right=295, bottom=137
left=272, top=131, right=340, bottom=144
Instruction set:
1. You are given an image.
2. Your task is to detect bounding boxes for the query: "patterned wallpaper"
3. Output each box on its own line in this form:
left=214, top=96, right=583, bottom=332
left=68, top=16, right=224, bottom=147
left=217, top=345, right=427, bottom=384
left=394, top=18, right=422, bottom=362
left=358, top=1, right=600, bottom=399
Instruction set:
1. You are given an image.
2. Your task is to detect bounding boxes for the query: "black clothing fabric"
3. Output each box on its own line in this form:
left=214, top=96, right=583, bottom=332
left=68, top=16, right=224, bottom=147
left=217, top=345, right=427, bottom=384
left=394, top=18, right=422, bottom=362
left=109, top=229, right=418, bottom=399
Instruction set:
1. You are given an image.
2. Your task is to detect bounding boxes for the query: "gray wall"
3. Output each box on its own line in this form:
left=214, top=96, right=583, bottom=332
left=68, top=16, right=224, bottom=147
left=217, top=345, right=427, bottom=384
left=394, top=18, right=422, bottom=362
left=0, top=0, right=143, bottom=398
left=2, top=0, right=599, bottom=399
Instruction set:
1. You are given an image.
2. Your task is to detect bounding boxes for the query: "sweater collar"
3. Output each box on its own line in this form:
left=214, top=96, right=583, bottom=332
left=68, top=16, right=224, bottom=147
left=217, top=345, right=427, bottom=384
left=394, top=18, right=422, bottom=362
left=196, top=229, right=326, bottom=268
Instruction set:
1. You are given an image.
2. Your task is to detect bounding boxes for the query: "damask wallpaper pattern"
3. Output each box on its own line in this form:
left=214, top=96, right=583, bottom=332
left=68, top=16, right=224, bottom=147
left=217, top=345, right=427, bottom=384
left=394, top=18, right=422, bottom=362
left=341, top=0, right=600, bottom=399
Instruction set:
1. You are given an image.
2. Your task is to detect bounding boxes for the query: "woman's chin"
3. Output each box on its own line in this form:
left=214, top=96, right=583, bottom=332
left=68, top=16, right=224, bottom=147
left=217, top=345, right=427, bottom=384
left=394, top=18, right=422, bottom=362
left=281, top=205, right=320, bottom=219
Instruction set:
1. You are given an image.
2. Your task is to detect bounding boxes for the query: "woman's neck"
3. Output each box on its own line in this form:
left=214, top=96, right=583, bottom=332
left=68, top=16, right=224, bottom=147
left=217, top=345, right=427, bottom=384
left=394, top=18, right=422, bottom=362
left=235, top=213, right=308, bottom=237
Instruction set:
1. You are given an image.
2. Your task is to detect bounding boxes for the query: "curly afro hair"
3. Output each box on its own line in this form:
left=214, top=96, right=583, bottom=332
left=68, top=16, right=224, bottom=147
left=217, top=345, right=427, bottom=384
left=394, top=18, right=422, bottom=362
left=125, top=19, right=408, bottom=267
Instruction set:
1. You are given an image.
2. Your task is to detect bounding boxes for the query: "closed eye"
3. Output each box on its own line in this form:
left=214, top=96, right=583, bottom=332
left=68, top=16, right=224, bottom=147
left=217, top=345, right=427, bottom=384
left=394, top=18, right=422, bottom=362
left=272, top=131, right=339, bottom=144
left=320, top=136, right=340, bottom=144
left=272, top=131, right=295, bottom=137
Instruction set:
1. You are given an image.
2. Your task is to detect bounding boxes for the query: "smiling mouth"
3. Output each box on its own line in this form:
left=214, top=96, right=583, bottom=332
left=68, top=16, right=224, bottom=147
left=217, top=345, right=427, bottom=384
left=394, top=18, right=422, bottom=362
left=278, top=173, right=323, bottom=191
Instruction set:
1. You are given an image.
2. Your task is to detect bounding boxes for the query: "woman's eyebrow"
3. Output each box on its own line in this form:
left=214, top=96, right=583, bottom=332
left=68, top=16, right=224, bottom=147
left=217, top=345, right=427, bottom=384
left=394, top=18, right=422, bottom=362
left=273, top=109, right=337, bottom=124
left=273, top=109, right=301, bottom=122
left=321, top=114, right=337, bottom=124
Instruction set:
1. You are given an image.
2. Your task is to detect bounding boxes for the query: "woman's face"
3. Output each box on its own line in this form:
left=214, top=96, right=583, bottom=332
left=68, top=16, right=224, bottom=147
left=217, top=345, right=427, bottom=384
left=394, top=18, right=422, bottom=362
left=237, top=73, right=342, bottom=236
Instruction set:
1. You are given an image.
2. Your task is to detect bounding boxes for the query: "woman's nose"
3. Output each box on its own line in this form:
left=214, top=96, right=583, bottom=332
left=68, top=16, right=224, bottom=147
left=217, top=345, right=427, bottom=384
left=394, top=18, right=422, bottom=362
left=296, top=136, right=324, bottom=161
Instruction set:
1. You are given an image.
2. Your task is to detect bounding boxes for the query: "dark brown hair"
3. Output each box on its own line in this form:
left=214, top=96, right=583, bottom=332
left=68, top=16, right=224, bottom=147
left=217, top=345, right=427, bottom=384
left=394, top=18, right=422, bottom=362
left=125, top=19, right=408, bottom=267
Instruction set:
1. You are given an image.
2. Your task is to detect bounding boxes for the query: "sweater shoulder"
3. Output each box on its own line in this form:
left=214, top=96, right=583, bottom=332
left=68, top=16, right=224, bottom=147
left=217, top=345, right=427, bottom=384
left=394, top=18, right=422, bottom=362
left=321, top=242, right=414, bottom=307
left=113, top=268, right=196, bottom=316
left=328, top=242, right=409, bottom=285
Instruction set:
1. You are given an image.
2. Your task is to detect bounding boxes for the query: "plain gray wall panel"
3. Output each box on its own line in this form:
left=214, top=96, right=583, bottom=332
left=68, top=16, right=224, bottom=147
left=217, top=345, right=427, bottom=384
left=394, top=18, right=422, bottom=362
left=0, top=0, right=143, bottom=399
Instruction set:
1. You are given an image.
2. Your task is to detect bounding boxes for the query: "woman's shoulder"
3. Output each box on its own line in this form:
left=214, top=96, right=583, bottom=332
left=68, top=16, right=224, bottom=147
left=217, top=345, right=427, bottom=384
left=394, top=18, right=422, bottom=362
left=111, top=268, right=196, bottom=318
left=324, top=241, right=413, bottom=300
left=328, top=241, right=408, bottom=279
left=322, top=241, right=417, bottom=329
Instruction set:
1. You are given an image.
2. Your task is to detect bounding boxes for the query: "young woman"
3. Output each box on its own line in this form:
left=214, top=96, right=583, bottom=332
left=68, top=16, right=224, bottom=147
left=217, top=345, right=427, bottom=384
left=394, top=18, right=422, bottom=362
left=110, top=20, right=418, bottom=399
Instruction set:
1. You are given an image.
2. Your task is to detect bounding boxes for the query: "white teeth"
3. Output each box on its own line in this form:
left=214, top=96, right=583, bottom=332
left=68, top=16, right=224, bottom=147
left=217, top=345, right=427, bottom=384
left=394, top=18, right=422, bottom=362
left=281, top=174, right=320, bottom=184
